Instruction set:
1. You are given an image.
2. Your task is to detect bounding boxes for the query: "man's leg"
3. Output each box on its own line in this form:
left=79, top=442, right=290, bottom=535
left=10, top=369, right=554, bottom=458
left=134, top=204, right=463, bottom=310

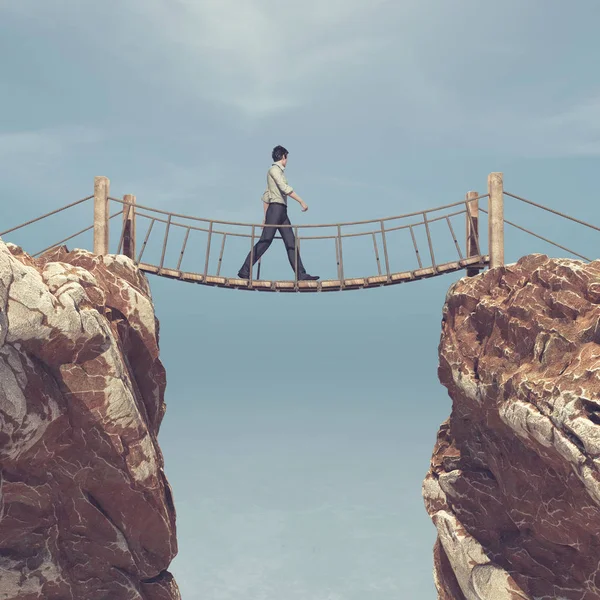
left=238, top=204, right=282, bottom=277
left=279, top=214, right=308, bottom=276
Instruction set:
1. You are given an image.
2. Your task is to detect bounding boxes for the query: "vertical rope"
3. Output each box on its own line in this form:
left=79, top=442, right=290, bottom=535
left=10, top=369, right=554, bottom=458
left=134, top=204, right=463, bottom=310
left=445, top=216, right=463, bottom=260
left=337, top=225, right=345, bottom=287
left=422, top=212, right=437, bottom=271
left=137, top=219, right=155, bottom=263
left=159, top=214, right=171, bottom=270
left=204, top=221, right=213, bottom=280
left=176, top=228, right=191, bottom=271
left=372, top=233, right=382, bottom=275
left=217, top=234, right=227, bottom=276
left=380, top=220, right=391, bottom=281
left=409, top=225, right=423, bottom=269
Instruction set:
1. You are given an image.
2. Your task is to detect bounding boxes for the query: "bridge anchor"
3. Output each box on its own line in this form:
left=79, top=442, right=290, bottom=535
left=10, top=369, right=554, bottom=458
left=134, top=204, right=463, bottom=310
left=466, top=190, right=481, bottom=277
left=488, top=172, right=504, bottom=268
left=122, top=194, right=136, bottom=260
left=93, top=176, right=110, bottom=255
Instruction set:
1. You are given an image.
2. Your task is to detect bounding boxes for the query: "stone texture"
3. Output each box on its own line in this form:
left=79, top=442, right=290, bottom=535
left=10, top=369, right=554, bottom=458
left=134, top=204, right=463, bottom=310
left=424, top=254, right=600, bottom=600
left=0, top=241, right=179, bottom=600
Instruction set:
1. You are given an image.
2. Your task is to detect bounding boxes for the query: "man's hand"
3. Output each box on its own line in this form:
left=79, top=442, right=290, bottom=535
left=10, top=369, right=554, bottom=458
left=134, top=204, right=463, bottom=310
left=289, top=191, right=308, bottom=212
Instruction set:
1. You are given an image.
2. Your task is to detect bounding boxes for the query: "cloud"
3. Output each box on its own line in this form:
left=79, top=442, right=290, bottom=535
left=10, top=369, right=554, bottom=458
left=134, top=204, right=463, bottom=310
left=449, top=91, right=600, bottom=158
left=110, top=0, right=400, bottom=119
left=3, top=0, right=600, bottom=158
left=537, top=95, right=600, bottom=156
left=0, top=127, right=103, bottom=175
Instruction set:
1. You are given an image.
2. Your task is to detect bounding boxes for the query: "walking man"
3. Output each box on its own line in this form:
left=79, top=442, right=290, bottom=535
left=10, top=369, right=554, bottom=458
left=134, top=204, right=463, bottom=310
left=238, top=145, right=319, bottom=281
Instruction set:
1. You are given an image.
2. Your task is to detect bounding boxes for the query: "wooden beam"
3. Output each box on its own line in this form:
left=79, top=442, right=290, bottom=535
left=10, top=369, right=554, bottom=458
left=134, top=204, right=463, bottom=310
left=122, top=194, right=136, bottom=260
left=488, top=172, right=504, bottom=268
left=93, top=176, right=110, bottom=255
left=466, top=190, right=481, bottom=276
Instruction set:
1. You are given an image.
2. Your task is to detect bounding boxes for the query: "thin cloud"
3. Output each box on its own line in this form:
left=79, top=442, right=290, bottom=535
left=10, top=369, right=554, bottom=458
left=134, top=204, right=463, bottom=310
left=0, top=127, right=104, bottom=173
left=538, top=95, right=600, bottom=156
left=3, top=1, right=600, bottom=157
left=117, top=0, right=399, bottom=118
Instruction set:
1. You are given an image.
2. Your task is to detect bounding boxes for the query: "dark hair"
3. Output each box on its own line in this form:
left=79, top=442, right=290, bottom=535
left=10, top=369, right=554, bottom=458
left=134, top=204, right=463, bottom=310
left=272, top=145, right=288, bottom=162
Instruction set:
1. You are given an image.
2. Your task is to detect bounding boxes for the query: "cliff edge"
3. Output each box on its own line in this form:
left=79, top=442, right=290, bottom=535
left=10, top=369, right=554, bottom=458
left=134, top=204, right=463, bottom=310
left=423, top=254, right=600, bottom=600
left=0, top=241, right=179, bottom=600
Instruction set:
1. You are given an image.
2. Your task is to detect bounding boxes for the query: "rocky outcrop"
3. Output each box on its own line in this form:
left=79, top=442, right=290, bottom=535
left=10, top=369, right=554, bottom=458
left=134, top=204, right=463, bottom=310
left=0, top=241, right=179, bottom=600
left=424, top=254, right=600, bottom=600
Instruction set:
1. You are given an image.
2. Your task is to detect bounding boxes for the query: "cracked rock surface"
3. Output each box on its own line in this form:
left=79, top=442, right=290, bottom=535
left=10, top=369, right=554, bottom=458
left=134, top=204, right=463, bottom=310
left=0, top=241, right=179, bottom=600
left=423, top=254, right=600, bottom=600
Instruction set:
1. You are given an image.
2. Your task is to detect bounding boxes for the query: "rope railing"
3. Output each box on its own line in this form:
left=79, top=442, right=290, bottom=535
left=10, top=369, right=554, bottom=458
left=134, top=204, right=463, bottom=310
left=120, top=189, right=595, bottom=283
left=0, top=186, right=493, bottom=290
left=103, top=193, right=492, bottom=285
left=14, top=177, right=600, bottom=292
left=128, top=206, right=469, bottom=241
left=504, top=191, right=600, bottom=234
left=33, top=210, right=122, bottom=258
left=0, top=195, right=94, bottom=237
left=126, top=201, right=482, bottom=285
left=480, top=208, right=590, bottom=262
left=7, top=179, right=600, bottom=292
left=107, top=194, right=490, bottom=230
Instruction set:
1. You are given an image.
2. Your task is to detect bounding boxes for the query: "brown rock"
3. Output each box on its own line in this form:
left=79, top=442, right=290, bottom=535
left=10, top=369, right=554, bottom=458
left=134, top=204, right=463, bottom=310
left=424, top=254, right=600, bottom=599
left=0, top=241, right=179, bottom=600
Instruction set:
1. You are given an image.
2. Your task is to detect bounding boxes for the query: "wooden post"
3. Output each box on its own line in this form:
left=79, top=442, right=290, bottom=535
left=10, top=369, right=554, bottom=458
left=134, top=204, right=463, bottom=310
left=122, top=194, right=136, bottom=260
left=488, top=172, right=504, bottom=268
left=466, top=190, right=481, bottom=277
left=94, top=176, right=110, bottom=255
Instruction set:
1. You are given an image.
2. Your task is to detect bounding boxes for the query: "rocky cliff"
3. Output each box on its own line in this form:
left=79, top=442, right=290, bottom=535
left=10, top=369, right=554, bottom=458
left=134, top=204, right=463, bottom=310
left=423, top=254, right=600, bottom=600
left=0, top=240, right=179, bottom=600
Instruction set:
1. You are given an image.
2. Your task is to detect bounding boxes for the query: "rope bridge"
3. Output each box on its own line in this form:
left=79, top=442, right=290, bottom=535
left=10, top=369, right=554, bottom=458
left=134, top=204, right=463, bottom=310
left=1, top=173, right=596, bottom=292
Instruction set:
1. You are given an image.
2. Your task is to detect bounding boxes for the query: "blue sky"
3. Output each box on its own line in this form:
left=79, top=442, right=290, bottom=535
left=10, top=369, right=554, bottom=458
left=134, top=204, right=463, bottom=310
left=2, top=1, right=600, bottom=598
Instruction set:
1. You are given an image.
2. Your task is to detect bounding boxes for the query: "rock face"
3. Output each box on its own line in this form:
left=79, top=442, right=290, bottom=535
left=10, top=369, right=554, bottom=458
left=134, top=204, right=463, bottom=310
left=0, top=241, right=179, bottom=600
left=424, top=254, right=600, bottom=600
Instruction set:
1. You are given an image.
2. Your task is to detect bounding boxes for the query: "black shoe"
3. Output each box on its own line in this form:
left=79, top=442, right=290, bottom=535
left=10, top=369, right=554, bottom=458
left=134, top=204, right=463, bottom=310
left=237, top=270, right=250, bottom=279
left=298, top=273, right=319, bottom=281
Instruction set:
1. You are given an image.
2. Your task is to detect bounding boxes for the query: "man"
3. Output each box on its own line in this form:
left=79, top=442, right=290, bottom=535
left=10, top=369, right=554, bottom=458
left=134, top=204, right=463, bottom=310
left=237, top=145, right=319, bottom=281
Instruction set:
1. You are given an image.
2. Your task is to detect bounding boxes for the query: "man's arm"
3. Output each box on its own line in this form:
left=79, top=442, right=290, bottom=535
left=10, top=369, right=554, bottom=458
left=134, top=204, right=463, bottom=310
left=288, top=191, right=308, bottom=212
left=271, top=167, right=308, bottom=211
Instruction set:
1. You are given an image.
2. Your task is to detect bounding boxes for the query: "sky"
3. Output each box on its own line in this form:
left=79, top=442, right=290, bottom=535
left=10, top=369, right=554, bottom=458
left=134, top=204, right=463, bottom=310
left=2, top=1, right=600, bottom=598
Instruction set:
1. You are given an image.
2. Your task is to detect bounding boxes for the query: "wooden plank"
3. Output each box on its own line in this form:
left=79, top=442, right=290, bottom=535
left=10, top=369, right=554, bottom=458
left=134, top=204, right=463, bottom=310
left=138, top=255, right=492, bottom=292
left=436, top=262, right=459, bottom=273
left=204, top=276, right=228, bottom=286
left=464, top=255, right=486, bottom=266
left=391, top=272, right=414, bottom=282
left=343, top=278, right=365, bottom=287
left=321, top=279, right=342, bottom=290
left=413, top=267, right=436, bottom=278
left=367, top=275, right=388, bottom=285
left=157, top=267, right=181, bottom=279
left=250, top=280, right=272, bottom=290
left=139, top=262, right=159, bottom=274
left=181, top=272, right=204, bottom=283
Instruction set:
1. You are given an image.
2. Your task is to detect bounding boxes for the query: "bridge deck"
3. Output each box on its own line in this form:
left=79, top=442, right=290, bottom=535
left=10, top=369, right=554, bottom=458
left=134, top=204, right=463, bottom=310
left=138, top=255, right=489, bottom=292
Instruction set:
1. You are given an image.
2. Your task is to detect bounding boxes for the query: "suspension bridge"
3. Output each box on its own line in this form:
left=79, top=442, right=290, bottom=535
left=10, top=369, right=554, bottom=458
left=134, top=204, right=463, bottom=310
left=1, top=173, right=596, bottom=292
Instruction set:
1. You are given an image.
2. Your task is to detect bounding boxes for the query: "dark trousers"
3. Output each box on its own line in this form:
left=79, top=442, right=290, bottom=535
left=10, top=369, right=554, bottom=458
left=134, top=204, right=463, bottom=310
left=239, top=203, right=306, bottom=276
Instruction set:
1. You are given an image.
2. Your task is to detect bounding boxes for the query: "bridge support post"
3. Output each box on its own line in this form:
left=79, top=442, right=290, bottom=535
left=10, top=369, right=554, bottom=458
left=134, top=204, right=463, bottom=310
left=122, top=194, right=136, bottom=260
left=466, top=190, right=482, bottom=277
left=488, top=172, right=504, bottom=268
left=94, top=176, right=110, bottom=255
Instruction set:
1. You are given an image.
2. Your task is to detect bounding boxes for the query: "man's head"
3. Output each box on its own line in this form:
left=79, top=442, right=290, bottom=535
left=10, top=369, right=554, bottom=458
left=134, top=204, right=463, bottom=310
left=272, top=145, right=289, bottom=166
